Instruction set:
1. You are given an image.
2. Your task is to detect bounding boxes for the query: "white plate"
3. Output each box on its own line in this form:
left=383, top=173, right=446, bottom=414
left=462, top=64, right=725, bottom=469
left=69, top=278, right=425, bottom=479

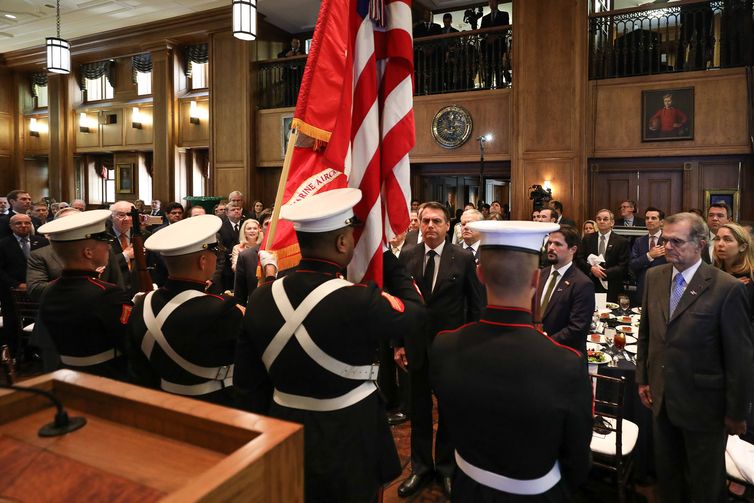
left=587, top=342, right=603, bottom=351
left=615, top=315, right=634, bottom=324
left=605, top=302, right=619, bottom=309
left=587, top=352, right=612, bottom=365
left=616, top=325, right=637, bottom=335
left=624, top=335, right=637, bottom=344
left=587, top=334, right=607, bottom=344
left=632, top=307, right=642, bottom=314
left=625, top=344, right=638, bottom=353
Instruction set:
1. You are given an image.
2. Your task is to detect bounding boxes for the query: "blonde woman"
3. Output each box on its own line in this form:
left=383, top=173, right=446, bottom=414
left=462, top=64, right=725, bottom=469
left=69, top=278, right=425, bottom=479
left=582, top=219, right=596, bottom=239
left=231, top=219, right=262, bottom=272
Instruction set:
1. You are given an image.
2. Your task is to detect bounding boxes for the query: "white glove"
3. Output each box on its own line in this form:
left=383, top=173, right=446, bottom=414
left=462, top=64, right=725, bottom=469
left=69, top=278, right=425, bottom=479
left=259, top=250, right=278, bottom=273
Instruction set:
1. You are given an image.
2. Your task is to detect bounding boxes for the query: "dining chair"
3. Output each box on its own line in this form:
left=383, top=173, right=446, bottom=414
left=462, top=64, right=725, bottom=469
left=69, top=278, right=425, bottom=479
left=10, top=288, right=40, bottom=360
left=589, top=373, right=639, bottom=503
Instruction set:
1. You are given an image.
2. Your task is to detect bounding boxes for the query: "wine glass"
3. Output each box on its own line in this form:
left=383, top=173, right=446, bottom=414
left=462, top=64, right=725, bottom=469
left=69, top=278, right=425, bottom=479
left=614, top=331, right=626, bottom=363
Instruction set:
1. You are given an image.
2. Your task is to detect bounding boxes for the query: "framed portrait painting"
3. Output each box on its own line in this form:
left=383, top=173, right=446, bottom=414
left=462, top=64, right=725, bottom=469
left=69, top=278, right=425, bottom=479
left=704, top=189, right=739, bottom=221
left=281, top=114, right=293, bottom=159
left=116, top=163, right=135, bottom=194
left=642, top=87, right=694, bottom=141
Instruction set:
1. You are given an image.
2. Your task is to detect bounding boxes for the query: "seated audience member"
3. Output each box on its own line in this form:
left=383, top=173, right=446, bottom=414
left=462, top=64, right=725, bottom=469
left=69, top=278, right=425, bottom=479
left=0, top=214, right=48, bottom=355
left=431, top=220, right=592, bottom=501
left=612, top=293, right=633, bottom=317
left=188, top=205, right=206, bottom=217
left=214, top=201, right=227, bottom=216
left=582, top=219, right=596, bottom=238
left=37, top=210, right=131, bottom=380
left=148, top=200, right=162, bottom=217
left=231, top=219, right=262, bottom=272
left=128, top=215, right=253, bottom=406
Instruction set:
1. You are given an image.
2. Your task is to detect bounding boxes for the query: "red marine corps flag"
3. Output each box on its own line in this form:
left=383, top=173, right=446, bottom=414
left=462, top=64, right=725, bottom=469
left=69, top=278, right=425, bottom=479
left=265, top=0, right=415, bottom=286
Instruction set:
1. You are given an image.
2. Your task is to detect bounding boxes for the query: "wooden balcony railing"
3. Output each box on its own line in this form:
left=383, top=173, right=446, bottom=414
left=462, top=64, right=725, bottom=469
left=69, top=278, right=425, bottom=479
left=255, top=26, right=511, bottom=109
left=589, top=0, right=753, bottom=80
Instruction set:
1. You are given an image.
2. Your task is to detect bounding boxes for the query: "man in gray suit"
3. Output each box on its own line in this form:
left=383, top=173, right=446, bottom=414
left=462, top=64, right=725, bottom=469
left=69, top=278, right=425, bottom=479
left=637, top=212, right=753, bottom=503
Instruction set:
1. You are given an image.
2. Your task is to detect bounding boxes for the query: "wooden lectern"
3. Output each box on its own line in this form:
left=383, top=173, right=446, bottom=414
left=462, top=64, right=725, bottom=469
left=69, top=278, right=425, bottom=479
left=0, top=370, right=303, bottom=502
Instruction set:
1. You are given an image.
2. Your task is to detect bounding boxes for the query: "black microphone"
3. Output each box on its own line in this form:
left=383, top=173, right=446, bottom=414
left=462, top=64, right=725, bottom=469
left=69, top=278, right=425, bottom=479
left=0, top=383, right=86, bottom=437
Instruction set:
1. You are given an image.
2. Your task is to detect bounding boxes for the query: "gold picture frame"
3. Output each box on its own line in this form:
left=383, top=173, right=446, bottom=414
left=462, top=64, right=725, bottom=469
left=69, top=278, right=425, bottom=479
left=704, top=189, right=739, bottom=221
left=115, top=163, right=135, bottom=194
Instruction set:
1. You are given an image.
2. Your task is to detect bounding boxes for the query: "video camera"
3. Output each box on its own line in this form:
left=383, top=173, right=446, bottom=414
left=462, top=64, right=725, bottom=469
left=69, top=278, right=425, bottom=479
left=464, top=6, right=483, bottom=30
left=529, top=184, right=552, bottom=211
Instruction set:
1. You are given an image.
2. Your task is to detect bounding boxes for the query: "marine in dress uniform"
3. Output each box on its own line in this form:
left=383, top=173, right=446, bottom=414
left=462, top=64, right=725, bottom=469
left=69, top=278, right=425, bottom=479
left=127, top=215, right=256, bottom=407
left=234, top=188, right=425, bottom=503
left=430, top=221, right=594, bottom=502
left=37, top=210, right=132, bottom=379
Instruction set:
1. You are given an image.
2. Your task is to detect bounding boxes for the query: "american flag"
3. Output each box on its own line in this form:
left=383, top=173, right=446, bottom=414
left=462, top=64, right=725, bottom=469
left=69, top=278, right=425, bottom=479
left=329, top=0, right=415, bottom=284
left=270, top=0, right=414, bottom=286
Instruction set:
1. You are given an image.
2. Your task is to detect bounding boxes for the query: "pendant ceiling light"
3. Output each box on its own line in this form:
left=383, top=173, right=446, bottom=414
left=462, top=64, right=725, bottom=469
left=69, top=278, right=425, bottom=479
left=232, top=0, right=257, bottom=41
left=46, top=0, right=70, bottom=74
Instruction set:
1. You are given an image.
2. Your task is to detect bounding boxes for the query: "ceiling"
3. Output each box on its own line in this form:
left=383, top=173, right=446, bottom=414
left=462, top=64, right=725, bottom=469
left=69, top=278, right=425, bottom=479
left=0, top=0, right=321, bottom=54
left=0, top=0, right=670, bottom=55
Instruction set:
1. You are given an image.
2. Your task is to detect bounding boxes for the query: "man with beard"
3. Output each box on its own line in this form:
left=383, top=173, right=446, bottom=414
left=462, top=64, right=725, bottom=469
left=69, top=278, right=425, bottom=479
left=537, top=225, right=595, bottom=354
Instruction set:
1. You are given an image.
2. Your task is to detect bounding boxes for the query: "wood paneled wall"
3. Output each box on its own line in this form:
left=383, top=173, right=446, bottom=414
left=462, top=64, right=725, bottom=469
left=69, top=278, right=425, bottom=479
left=0, top=70, right=17, bottom=192
left=589, top=68, right=751, bottom=158
left=511, top=0, right=588, bottom=222
left=210, top=31, right=252, bottom=200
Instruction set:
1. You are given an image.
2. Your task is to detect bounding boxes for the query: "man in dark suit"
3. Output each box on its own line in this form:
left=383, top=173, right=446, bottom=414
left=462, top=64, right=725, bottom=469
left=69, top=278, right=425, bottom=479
left=107, top=200, right=137, bottom=294
left=219, top=202, right=245, bottom=291
left=396, top=201, right=483, bottom=498
left=431, top=220, right=593, bottom=501
left=577, top=209, right=629, bottom=303
left=629, top=206, right=666, bottom=303
left=30, top=202, right=49, bottom=231
left=637, top=212, right=753, bottom=503
left=537, top=225, right=595, bottom=354
left=615, top=199, right=646, bottom=227
left=228, top=191, right=253, bottom=222
left=480, top=0, right=510, bottom=88
left=703, top=201, right=731, bottom=263
left=459, top=208, right=482, bottom=262
left=413, top=10, right=442, bottom=37
left=0, top=190, right=33, bottom=238
left=549, top=200, right=577, bottom=228
left=0, top=214, right=48, bottom=354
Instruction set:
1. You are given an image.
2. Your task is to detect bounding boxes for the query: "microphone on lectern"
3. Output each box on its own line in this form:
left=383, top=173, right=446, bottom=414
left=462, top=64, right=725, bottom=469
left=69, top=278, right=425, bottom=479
left=0, top=383, right=87, bottom=437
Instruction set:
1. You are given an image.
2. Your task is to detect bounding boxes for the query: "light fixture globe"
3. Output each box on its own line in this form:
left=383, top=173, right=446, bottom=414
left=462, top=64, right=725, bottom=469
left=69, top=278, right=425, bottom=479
left=233, top=0, right=257, bottom=41
left=46, top=37, right=70, bottom=74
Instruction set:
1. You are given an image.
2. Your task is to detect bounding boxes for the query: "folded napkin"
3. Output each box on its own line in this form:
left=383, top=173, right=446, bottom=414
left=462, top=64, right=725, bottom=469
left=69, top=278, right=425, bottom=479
left=727, top=434, right=754, bottom=484
left=587, top=254, right=608, bottom=290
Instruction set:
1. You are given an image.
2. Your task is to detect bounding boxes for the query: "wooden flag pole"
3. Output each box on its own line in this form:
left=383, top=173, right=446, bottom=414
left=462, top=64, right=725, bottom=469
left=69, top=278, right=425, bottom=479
left=265, top=128, right=300, bottom=250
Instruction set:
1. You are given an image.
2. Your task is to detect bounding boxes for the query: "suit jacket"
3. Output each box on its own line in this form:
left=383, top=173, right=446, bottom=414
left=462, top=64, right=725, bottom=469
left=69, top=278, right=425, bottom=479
left=559, top=217, right=577, bottom=228
left=413, top=21, right=441, bottom=38
left=0, top=234, right=48, bottom=288
left=399, top=242, right=483, bottom=369
left=615, top=216, right=646, bottom=227
left=108, top=227, right=133, bottom=291
left=637, top=263, right=753, bottom=430
left=629, top=233, right=667, bottom=299
left=234, top=246, right=260, bottom=306
left=0, top=210, right=20, bottom=239
left=403, top=229, right=422, bottom=255
left=577, top=231, right=629, bottom=302
left=480, top=10, right=509, bottom=28
left=26, top=244, right=125, bottom=302
left=537, top=263, right=595, bottom=354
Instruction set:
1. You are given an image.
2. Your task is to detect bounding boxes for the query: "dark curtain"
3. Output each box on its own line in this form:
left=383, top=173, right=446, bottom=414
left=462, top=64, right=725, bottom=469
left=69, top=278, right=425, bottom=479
left=131, top=53, right=153, bottom=83
left=79, top=60, right=116, bottom=90
left=183, top=43, right=209, bottom=77
left=30, top=72, right=48, bottom=97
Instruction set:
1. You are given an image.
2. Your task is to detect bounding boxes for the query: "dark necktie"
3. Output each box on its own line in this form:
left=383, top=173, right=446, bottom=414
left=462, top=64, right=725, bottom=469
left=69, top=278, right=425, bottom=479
left=540, top=270, right=559, bottom=315
left=423, top=250, right=437, bottom=297
left=20, top=237, right=30, bottom=259
left=234, top=222, right=240, bottom=234
left=649, top=235, right=656, bottom=249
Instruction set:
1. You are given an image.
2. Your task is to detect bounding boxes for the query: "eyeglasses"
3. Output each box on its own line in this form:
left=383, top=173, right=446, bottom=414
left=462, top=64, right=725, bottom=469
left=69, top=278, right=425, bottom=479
left=664, top=237, right=695, bottom=247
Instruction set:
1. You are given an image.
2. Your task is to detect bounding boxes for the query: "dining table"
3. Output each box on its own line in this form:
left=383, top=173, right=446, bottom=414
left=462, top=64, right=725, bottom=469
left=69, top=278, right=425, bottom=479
left=587, top=306, right=655, bottom=482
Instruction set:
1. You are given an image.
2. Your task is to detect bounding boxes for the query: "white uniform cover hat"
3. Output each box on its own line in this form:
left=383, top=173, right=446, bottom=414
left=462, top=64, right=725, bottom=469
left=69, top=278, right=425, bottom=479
left=467, top=220, right=560, bottom=254
left=37, top=209, right=112, bottom=242
left=145, top=214, right=223, bottom=256
left=281, top=188, right=363, bottom=233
